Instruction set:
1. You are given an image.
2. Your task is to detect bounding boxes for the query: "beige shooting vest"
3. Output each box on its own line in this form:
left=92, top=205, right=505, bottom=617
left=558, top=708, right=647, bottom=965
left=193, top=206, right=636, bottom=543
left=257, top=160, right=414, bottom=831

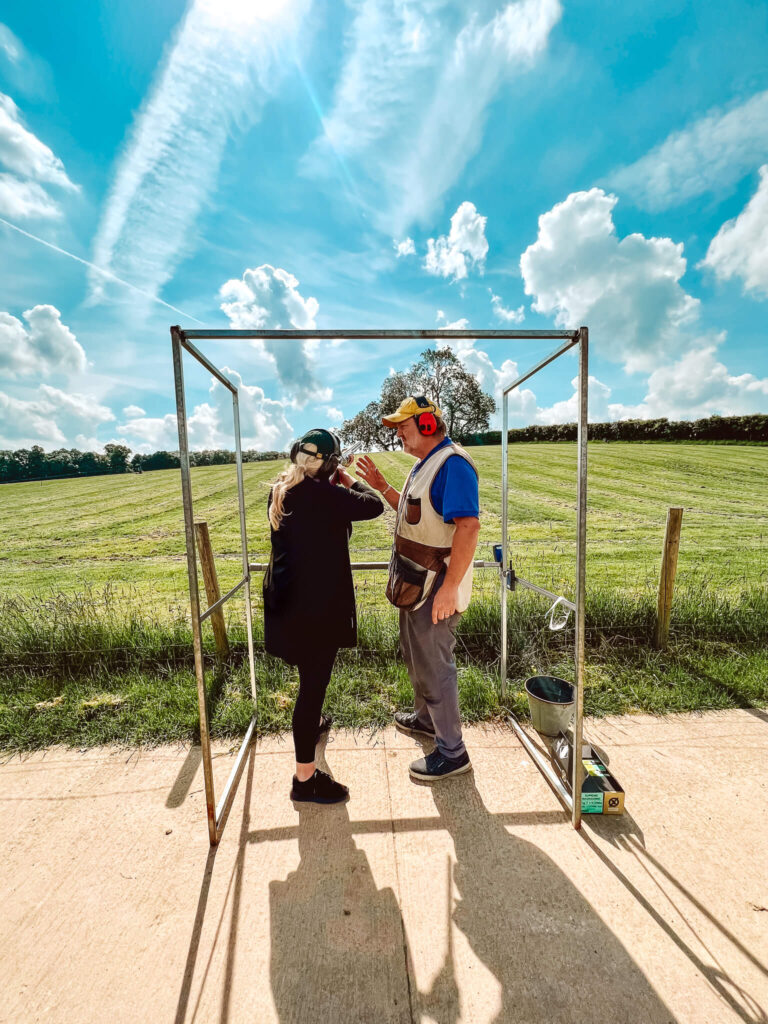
left=386, top=442, right=478, bottom=613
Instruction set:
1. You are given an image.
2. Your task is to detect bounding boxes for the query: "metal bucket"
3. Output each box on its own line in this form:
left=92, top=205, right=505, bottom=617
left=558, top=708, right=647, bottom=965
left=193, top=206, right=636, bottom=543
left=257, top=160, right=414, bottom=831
left=524, top=676, right=575, bottom=737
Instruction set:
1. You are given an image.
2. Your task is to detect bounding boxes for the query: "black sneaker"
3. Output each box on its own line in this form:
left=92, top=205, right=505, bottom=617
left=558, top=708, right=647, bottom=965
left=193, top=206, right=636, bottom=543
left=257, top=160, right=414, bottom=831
left=409, top=749, right=471, bottom=781
left=290, top=769, right=349, bottom=804
left=394, top=712, right=436, bottom=739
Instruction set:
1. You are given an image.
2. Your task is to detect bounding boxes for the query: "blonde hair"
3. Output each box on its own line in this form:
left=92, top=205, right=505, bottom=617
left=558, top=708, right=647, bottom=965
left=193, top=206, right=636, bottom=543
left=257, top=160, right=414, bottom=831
left=269, top=452, right=321, bottom=530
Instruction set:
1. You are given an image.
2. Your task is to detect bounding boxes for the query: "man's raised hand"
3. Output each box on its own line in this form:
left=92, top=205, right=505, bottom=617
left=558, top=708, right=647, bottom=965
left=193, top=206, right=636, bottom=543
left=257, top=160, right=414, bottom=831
left=356, top=455, right=388, bottom=493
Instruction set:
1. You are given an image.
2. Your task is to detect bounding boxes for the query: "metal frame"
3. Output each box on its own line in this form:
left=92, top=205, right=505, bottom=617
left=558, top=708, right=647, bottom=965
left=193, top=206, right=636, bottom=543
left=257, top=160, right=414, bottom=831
left=501, top=327, right=589, bottom=829
left=172, top=325, right=587, bottom=844
left=172, top=327, right=258, bottom=846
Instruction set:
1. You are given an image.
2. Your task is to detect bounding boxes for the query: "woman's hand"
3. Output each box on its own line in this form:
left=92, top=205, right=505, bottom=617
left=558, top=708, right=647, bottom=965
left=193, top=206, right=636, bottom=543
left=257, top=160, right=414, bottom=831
left=334, top=466, right=354, bottom=488
left=356, top=455, right=388, bottom=493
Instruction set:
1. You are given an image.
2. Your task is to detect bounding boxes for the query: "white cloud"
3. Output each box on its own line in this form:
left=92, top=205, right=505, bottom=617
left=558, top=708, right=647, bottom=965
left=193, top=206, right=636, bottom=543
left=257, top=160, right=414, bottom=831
left=700, top=165, right=768, bottom=299
left=0, top=384, right=114, bottom=448
left=610, top=90, right=768, bottom=211
left=436, top=310, right=470, bottom=330
left=609, top=345, right=768, bottom=420
left=0, top=93, right=76, bottom=220
left=322, top=405, right=343, bottom=424
left=0, top=24, right=52, bottom=99
left=303, top=0, right=561, bottom=234
left=117, top=366, right=295, bottom=453
left=394, top=237, right=415, bottom=257
left=490, top=290, right=525, bottom=323
left=0, top=173, right=61, bottom=219
left=0, top=93, right=76, bottom=188
left=219, top=264, right=331, bottom=406
left=520, top=188, right=699, bottom=372
left=425, top=201, right=488, bottom=281
left=89, top=0, right=309, bottom=304
left=0, top=304, right=87, bottom=377
left=122, top=404, right=145, bottom=417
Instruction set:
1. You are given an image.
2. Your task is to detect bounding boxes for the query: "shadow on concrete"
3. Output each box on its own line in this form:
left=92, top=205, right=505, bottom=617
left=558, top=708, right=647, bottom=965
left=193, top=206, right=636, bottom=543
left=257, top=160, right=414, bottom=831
left=585, top=819, right=767, bottom=1023
left=166, top=745, right=202, bottom=808
left=426, top=771, right=678, bottom=1024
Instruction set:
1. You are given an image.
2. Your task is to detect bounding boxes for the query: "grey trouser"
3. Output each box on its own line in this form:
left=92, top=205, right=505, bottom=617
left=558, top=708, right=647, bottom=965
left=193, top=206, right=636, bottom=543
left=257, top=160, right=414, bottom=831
left=399, top=584, right=466, bottom=760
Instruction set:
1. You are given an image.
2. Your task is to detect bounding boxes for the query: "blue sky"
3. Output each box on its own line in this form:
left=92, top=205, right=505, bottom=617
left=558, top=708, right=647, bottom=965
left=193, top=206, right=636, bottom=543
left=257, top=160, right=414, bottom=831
left=1, top=0, right=767, bottom=453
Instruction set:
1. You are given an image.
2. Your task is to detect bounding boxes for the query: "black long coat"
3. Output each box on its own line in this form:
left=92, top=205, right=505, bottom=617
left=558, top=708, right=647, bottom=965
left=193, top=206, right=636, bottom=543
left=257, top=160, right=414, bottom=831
left=263, top=478, right=384, bottom=663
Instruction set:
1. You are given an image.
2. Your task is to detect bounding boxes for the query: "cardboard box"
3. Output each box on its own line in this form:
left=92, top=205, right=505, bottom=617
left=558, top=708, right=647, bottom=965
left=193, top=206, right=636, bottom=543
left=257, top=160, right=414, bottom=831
left=550, top=734, right=625, bottom=815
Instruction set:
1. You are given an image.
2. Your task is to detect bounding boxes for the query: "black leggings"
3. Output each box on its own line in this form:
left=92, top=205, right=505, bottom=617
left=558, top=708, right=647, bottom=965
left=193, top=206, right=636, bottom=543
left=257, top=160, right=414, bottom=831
left=292, top=646, right=338, bottom=762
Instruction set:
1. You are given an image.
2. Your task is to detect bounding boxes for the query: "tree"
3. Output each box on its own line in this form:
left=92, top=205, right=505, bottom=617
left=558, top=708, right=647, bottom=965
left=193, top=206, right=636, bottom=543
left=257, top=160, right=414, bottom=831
left=341, top=347, right=496, bottom=448
left=104, top=443, right=132, bottom=474
left=339, top=401, right=400, bottom=451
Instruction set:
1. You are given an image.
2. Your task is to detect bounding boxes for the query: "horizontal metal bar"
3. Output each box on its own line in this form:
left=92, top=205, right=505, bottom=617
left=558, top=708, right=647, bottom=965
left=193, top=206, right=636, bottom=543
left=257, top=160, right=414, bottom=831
left=507, top=715, right=573, bottom=814
left=181, top=329, right=579, bottom=342
left=199, top=575, right=248, bottom=622
left=248, top=559, right=500, bottom=572
left=215, top=715, right=258, bottom=840
left=502, top=337, right=579, bottom=395
left=180, top=337, right=238, bottom=393
left=514, top=574, right=576, bottom=612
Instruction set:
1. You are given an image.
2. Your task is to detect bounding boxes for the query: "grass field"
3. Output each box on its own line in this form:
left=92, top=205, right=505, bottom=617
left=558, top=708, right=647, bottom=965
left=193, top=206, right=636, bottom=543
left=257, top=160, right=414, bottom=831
left=1, top=442, right=766, bottom=749
left=2, top=442, right=766, bottom=607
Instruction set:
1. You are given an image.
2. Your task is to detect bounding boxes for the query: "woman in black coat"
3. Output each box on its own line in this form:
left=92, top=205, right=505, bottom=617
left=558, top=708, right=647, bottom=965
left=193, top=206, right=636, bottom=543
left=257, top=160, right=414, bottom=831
left=263, top=428, right=383, bottom=804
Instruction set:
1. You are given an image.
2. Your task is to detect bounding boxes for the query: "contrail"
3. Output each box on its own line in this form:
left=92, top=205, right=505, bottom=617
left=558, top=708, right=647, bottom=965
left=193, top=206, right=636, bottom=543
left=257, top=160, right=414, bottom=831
left=0, top=216, right=204, bottom=324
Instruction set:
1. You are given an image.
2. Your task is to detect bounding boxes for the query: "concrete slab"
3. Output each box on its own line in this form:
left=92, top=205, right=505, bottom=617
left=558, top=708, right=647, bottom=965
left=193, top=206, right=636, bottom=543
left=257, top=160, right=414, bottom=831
left=2, top=710, right=766, bottom=1023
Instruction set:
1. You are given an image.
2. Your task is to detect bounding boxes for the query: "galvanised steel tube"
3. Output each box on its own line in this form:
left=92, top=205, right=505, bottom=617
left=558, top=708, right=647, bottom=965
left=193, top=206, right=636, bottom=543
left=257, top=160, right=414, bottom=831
left=215, top=715, right=258, bottom=841
left=572, top=326, right=589, bottom=830
left=502, top=336, right=579, bottom=395
left=232, top=390, right=258, bottom=706
left=179, top=334, right=238, bottom=393
left=181, top=329, right=578, bottom=341
left=501, top=390, right=509, bottom=697
left=172, top=326, right=217, bottom=846
left=199, top=575, right=247, bottom=623
left=513, top=575, right=576, bottom=613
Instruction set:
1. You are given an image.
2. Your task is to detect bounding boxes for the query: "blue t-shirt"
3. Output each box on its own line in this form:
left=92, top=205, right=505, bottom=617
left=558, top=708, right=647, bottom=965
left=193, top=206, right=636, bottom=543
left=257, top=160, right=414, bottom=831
left=412, top=437, right=479, bottom=523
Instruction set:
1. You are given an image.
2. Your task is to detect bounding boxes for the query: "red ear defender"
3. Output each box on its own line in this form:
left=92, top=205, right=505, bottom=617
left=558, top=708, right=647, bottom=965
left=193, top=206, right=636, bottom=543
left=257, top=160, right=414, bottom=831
left=416, top=411, right=437, bottom=435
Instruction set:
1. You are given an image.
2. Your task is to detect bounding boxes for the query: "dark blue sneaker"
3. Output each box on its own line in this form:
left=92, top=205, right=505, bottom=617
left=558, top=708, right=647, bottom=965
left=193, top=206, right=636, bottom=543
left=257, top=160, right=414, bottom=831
left=409, top=749, right=472, bottom=781
left=394, top=711, right=435, bottom=739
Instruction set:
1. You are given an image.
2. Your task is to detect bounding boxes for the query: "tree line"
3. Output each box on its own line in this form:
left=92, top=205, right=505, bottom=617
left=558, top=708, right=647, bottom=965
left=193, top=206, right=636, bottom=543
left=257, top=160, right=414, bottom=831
left=0, top=445, right=288, bottom=484
left=453, top=414, right=768, bottom=447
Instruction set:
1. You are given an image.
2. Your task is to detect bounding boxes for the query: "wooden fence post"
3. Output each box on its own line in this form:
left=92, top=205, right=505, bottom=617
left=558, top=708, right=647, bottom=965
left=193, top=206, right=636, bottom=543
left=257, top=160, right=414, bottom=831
left=654, top=507, right=683, bottom=650
left=194, top=520, right=230, bottom=659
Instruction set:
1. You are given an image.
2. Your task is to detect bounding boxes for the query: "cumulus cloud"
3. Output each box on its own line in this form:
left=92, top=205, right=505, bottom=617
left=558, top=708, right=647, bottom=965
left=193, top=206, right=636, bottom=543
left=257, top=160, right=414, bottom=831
left=436, top=310, right=470, bottom=330
left=117, top=366, right=295, bottom=453
left=0, top=304, right=87, bottom=377
left=609, top=345, right=768, bottom=420
left=303, top=0, right=561, bottom=234
left=122, top=404, right=145, bottom=418
left=394, top=237, right=415, bottom=257
left=609, top=90, right=768, bottom=211
left=520, top=188, right=699, bottom=372
left=322, top=405, right=343, bottom=424
left=0, top=93, right=76, bottom=220
left=0, top=384, right=114, bottom=448
left=219, top=264, right=331, bottom=406
left=700, top=165, right=768, bottom=299
left=90, top=0, right=309, bottom=304
left=425, top=201, right=488, bottom=281
left=490, top=290, right=525, bottom=323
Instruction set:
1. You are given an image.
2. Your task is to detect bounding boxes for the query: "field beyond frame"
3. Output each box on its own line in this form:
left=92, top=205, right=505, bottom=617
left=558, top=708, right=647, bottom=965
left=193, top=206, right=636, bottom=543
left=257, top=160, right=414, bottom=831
left=1, top=442, right=766, bottom=749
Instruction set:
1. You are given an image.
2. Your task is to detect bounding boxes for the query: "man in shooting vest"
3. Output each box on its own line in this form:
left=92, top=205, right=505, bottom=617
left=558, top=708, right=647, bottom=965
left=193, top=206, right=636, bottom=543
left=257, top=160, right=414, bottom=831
left=357, top=396, right=480, bottom=780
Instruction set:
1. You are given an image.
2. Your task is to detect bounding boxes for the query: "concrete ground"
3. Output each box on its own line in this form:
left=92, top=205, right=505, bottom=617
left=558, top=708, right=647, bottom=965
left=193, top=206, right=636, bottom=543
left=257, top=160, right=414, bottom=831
left=2, top=709, right=767, bottom=1024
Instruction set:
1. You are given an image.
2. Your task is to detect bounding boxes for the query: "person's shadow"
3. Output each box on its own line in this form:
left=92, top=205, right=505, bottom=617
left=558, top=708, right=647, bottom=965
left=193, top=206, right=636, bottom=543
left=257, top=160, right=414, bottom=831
left=269, top=801, right=414, bottom=1024
left=425, top=771, right=678, bottom=1024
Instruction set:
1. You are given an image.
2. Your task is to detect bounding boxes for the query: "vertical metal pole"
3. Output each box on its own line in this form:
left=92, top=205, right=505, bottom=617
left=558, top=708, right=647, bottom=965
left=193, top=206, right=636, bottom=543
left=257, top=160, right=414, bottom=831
left=172, top=327, right=217, bottom=846
left=232, top=391, right=257, bottom=706
left=500, top=390, right=509, bottom=696
left=572, top=327, right=589, bottom=830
